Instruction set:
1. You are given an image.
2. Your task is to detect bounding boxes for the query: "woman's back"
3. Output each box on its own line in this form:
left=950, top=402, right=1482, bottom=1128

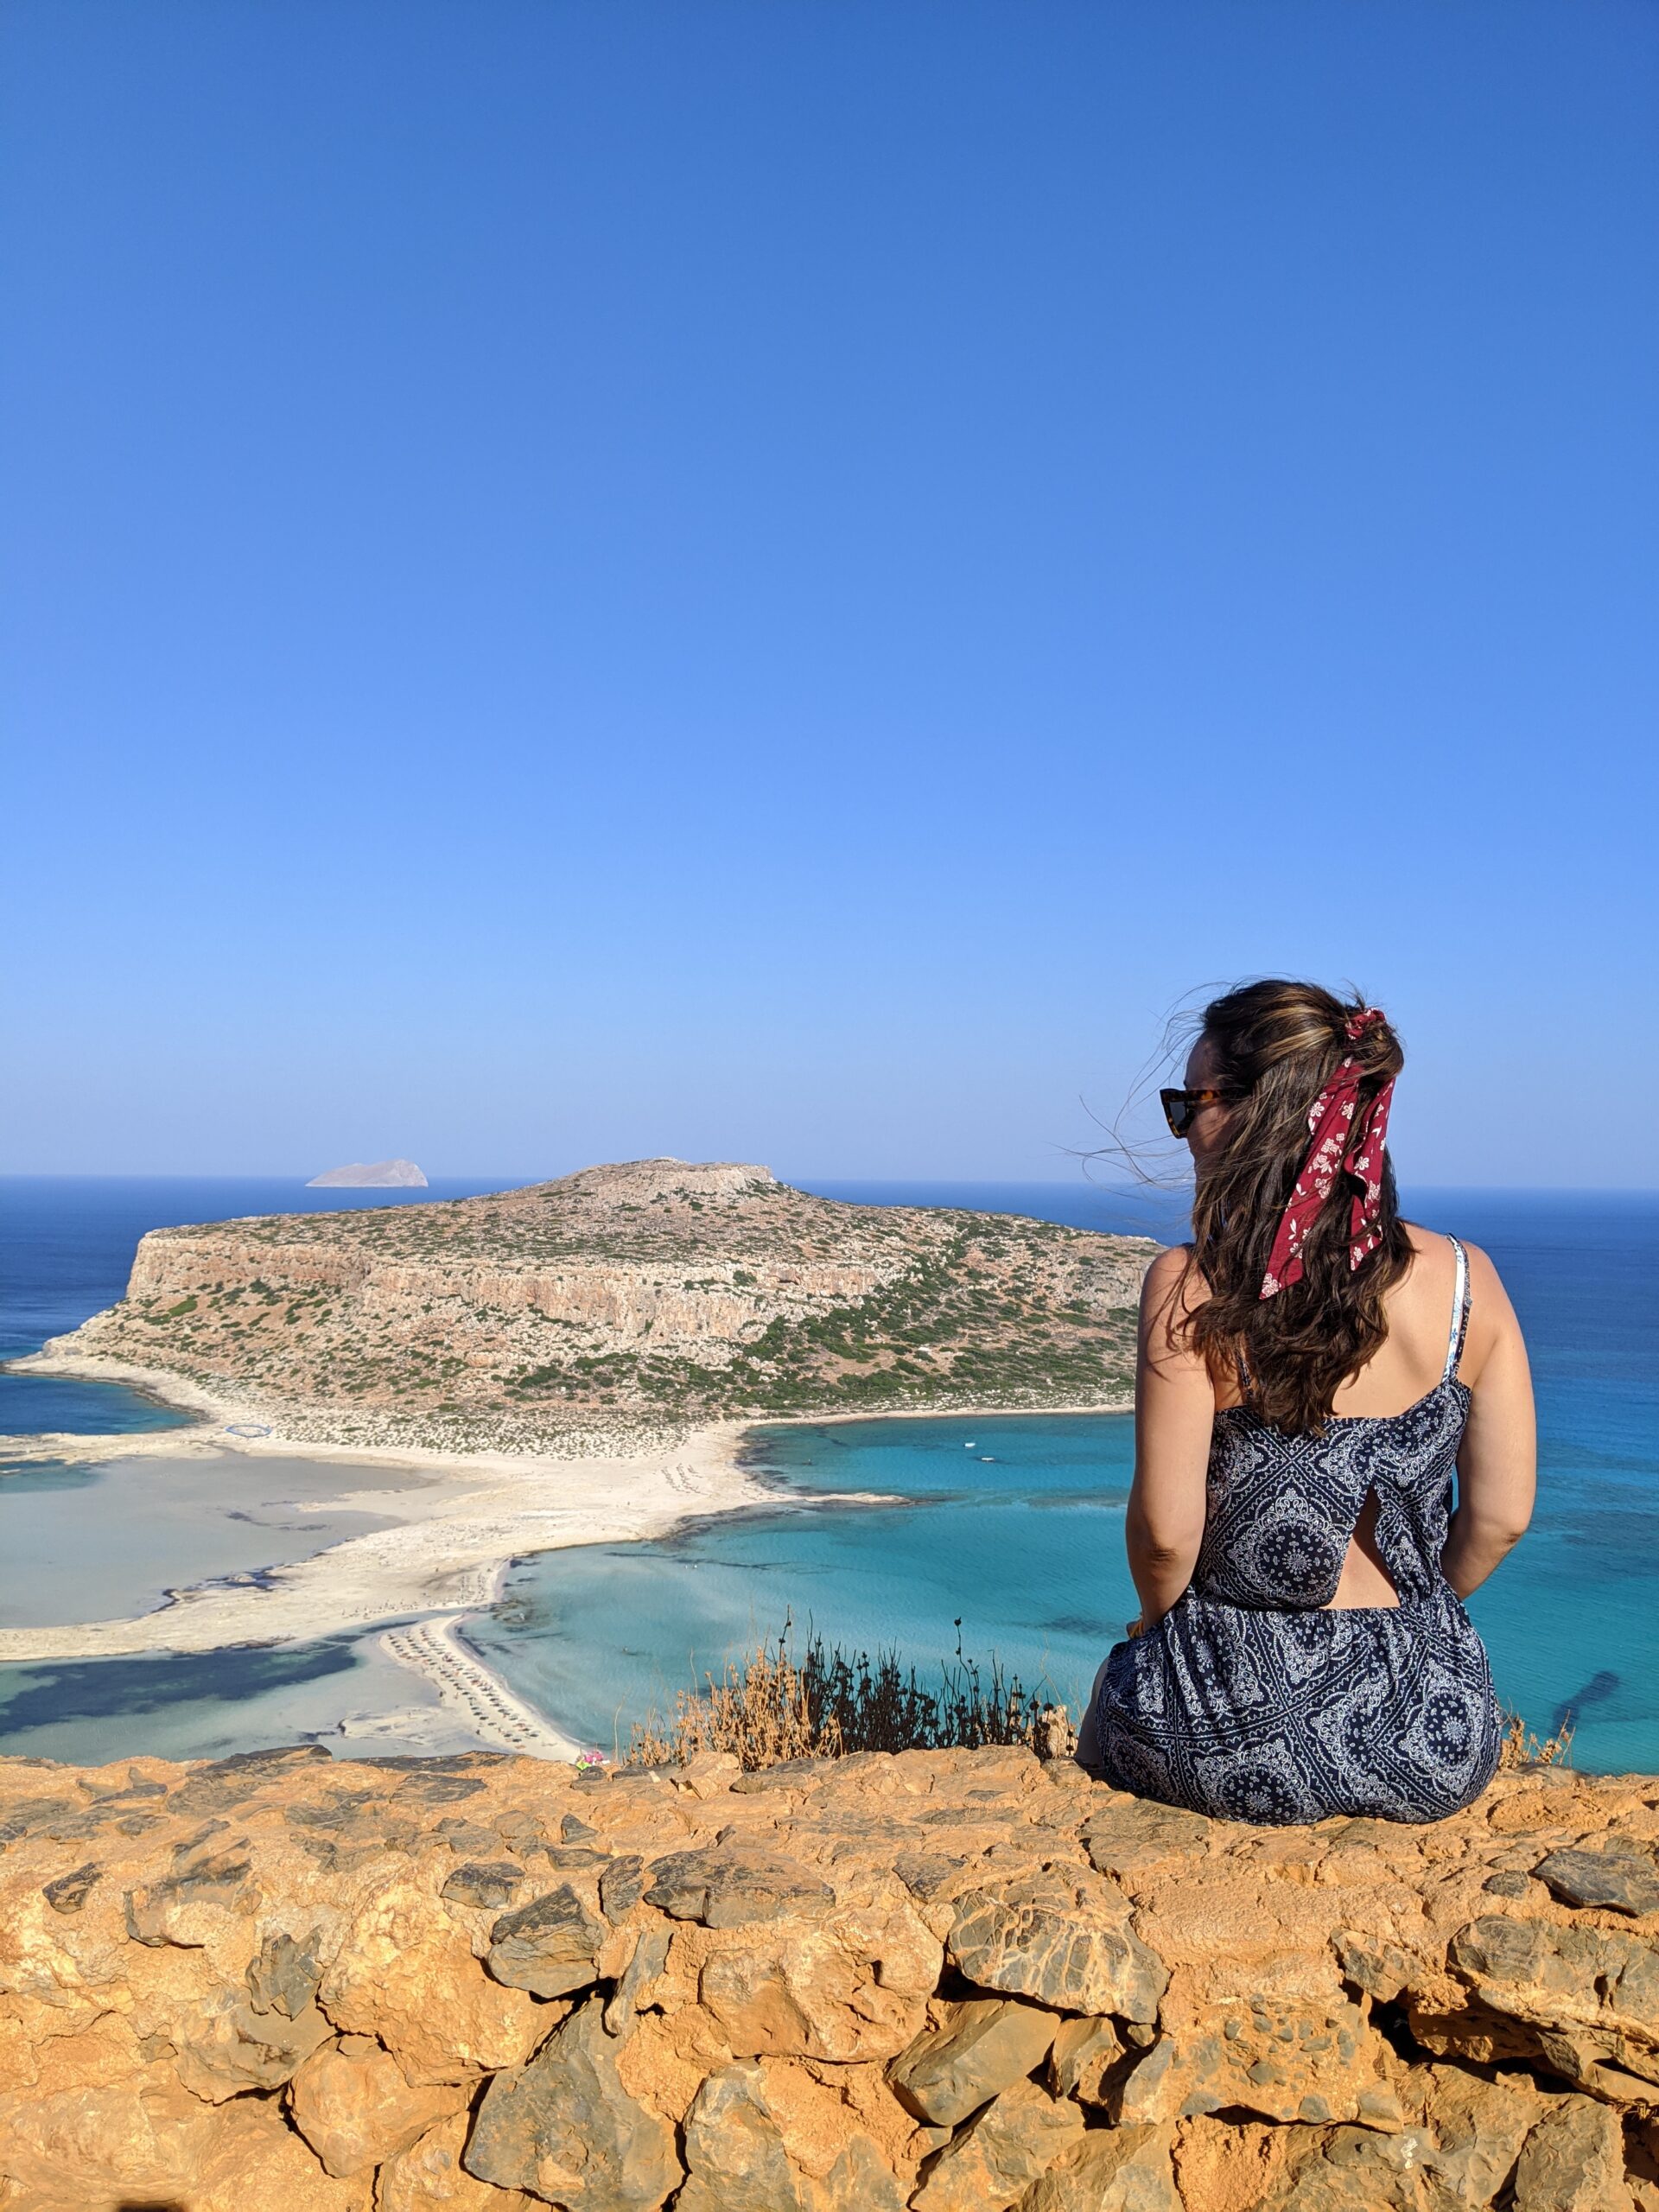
left=1213, top=1224, right=1471, bottom=1418
left=1195, top=1230, right=1471, bottom=1614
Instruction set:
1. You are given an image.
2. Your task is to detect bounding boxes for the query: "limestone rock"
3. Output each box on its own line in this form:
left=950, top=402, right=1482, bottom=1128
left=6, top=1749, right=1659, bottom=2212
left=1112, top=1993, right=1397, bottom=2129
left=320, top=1874, right=546, bottom=2083
left=124, top=1843, right=254, bottom=1947
left=1046, top=2014, right=1125, bottom=2104
left=804, top=2134, right=909, bottom=2212
left=0, top=2064, right=373, bottom=2212
left=1081, top=1800, right=1214, bottom=1883
left=945, top=1871, right=1167, bottom=2022
left=41, top=1860, right=100, bottom=1913
left=1408, top=2062, right=1547, bottom=2206
left=1534, top=1847, right=1659, bottom=1918
left=911, top=2078, right=1085, bottom=2212
left=288, top=2032, right=470, bottom=2177
left=486, top=1882, right=607, bottom=1998
left=1018, top=2121, right=1179, bottom=2211
left=443, top=1859, right=531, bottom=1910
left=1255, top=2123, right=1435, bottom=2211
left=889, top=1996, right=1061, bottom=2126
left=675, top=2061, right=806, bottom=2212
left=645, top=1846, right=836, bottom=1928
left=248, top=1927, right=325, bottom=2017
left=1513, top=2095, right=1635, bottom=2210
left=601, top=1854, right=648, bottom=1917
left=698, top=1897, right=944, bottom=2063
left=377, top=2111, right=538, bottom=2209
left=174, top=1986, right=334, bottom=2100
left=465, top=1994, right=682, bottom=2209
left=1446, top=1914, right=1659, bottom=2098
left=604, top=1923, right=672, bottom=2038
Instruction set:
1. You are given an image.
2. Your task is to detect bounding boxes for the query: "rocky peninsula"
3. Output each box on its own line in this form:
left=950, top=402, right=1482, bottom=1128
left=24, top=1159, right=1152, bottom=1458
left=3, top=1741, right=1656, bottom=2210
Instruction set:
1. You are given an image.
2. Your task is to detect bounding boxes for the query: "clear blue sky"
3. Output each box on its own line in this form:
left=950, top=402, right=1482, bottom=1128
left=3, top=1, right=1655, bottom=1184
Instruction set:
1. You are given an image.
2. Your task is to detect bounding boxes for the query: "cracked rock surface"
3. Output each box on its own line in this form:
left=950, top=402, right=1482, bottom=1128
left=3, top=1743, right=1658, bottom=2209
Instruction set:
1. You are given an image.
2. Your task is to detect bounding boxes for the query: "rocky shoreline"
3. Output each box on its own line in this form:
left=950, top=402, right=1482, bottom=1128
left=3, top=1742, right=1656, bottom=2209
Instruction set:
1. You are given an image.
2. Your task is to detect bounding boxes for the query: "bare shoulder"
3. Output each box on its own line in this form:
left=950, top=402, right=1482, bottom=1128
left=1402, top=1224, right=1512, bottom=1307
left=1458, top=1238, right=1521, bottom=1332
left=1400, top=1225, right=1522, bottom=1371
left=1141, top=1243, right=1207, bottom=1312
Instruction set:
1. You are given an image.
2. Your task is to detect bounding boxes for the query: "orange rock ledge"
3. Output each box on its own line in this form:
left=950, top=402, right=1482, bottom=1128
left=2, top=1744, right=1656, bottom=2210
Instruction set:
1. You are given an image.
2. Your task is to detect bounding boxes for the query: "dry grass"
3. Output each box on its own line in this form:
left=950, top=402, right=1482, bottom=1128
left=1498, top=1707, right=1576, bottom=1771
left=622, top=1618, right=1076, bottom=1771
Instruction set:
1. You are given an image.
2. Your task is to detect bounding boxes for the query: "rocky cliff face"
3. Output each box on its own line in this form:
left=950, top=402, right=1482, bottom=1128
left=3, top=1743, right=1656, bottom=2210
left=44, top=1160, right=1154, bottom=1451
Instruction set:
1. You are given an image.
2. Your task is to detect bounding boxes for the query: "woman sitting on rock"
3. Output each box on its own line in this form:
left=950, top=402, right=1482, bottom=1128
left=1078, top=979, right=1535, bottom=1825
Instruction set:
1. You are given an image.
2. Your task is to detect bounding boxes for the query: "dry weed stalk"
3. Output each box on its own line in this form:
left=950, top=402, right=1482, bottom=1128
left=623, top=1617, right=1074, bottom=1772
left=1498, top=1707, right=1575, bottom=1771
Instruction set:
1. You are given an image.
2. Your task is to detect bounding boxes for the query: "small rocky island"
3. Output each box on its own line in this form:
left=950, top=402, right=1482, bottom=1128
left=306, top=1159, right=429, bottom=1188
left=39, top=1159, right=1155, bottom=1453
left=1, top=1743, right=1654, bottom=2209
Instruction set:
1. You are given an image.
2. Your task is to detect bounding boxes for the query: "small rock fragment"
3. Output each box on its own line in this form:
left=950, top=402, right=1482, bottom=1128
left=441, top=1859, right=527, bottom=1910
left=676, top=2062, right=805, bottom=2212
left=1020, top=2123, right=1180, bottom=2211
left=465, top=1994, right=683, bottom=2210
left=889, top=1996, right=1060, bottom=2126
left=645, top=1847, right=835, bottom=1928
left=1512, top=2094, right=1634, bottom=2210
left=487, top=1884, right=607, bottom=1999
left=600, top=1853, right=646, bottom=1917
left=945, top=1872, right=1167, bottom=2022
left=287, top=2033, right=468, bottom=2177
left=246, top=1929, right=323, bottom=2018
left=1047, top=2014, right=1125, bottom=2103
left=42, top=1862, right=100, bottom=1914
left=911, top=2078, right=1085, bottom=2212
left=1534, top=1847, right=1659, bottom=1917
left=377, top=2109, right=537, bottom=2210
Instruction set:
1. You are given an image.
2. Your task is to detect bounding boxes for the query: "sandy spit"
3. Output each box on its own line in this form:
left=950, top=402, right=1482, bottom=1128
left=0, top=1348, right=1129, bottom=1675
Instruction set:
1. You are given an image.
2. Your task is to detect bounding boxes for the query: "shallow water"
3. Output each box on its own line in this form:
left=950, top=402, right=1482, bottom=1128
left=0, top=1452, right=428, bottom=1630
left=0, top=1632, right=433, bottom=1766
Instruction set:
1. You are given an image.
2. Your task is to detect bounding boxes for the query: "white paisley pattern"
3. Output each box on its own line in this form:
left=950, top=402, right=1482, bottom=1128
left=1086, top=1236, right=1504, bottom=1826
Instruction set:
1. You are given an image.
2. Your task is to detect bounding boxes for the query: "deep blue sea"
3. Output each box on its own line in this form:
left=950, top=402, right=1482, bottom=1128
left=2, top=1177, right=1656, bottom=1773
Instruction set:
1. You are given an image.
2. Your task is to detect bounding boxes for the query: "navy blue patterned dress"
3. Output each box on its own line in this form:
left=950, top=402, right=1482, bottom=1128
left=1081, top=1236, right=1503, bottom=1825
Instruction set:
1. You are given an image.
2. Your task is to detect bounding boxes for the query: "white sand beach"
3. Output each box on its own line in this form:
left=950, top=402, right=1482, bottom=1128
left=0, top=1346, right=1127, bottom=1761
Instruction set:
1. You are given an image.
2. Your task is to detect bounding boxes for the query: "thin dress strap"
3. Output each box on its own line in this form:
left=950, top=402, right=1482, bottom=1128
left=1442, top=1236, right=1471, bottom=1384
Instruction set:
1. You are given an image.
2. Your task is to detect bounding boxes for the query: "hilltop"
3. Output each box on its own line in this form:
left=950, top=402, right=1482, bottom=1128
left=39, top=1160, right=1156, bottom=1454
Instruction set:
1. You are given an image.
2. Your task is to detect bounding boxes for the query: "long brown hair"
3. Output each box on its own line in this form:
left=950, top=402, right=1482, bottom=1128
left=1179, top=980, right=1411, bottom=1433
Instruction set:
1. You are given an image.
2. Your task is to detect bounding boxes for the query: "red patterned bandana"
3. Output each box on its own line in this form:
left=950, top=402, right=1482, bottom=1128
left=1260, top=1010, right=1395, bottom=1300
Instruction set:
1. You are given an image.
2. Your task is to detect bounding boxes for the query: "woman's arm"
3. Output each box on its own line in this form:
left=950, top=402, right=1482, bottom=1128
left=1441, top=1243, right=1535, bottom=1599
left=1124, top=1247, right=1215, bottom=1628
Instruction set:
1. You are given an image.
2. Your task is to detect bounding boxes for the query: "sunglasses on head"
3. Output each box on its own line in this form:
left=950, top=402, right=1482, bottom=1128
left=1160, top=1087, right=1230, bottom=1138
